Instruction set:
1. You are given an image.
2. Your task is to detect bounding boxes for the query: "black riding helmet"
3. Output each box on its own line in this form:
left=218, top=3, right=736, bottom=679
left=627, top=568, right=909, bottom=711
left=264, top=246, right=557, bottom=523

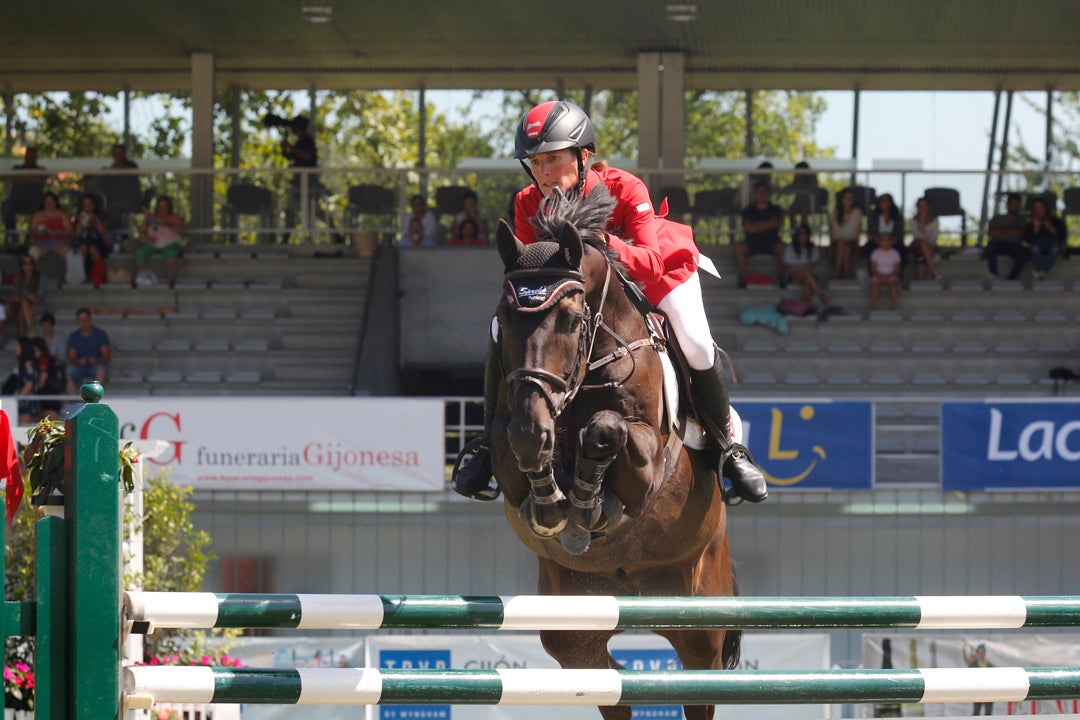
left=515, top=100, right=596, bottom=192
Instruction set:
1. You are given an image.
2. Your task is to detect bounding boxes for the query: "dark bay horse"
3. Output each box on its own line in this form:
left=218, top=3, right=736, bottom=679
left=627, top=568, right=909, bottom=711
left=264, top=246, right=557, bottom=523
left=488, top=187, right=740, bottom=720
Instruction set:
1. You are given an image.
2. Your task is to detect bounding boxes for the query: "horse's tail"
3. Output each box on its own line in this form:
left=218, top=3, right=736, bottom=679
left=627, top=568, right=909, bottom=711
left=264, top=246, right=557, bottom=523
left=721, top=565, right=743, bottom=670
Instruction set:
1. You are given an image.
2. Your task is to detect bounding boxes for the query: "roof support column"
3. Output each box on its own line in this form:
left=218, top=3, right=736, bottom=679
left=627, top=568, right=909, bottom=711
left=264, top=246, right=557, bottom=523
left=744, top=90, right=755, bottom=156
left=994, top=90, right=1014, bottom=209
left=418, top=84, right=427, bottom=198
left=2, top=91, right=13, bottom=157
left=977, top=87, right=1002, bottom=246
left=637, top=51, right=685, bottom=192
left=1045, top=87, right=1054, bottom=172
left=851, top=85, right=861, bottom=186
left=190, top=52, right=215, bottom=235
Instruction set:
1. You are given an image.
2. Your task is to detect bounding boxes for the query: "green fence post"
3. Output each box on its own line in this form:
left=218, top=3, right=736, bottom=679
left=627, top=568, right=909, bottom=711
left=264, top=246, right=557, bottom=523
left=65, top=382, right=121, bottom=719
left=35, top=515, right=68, bottom=720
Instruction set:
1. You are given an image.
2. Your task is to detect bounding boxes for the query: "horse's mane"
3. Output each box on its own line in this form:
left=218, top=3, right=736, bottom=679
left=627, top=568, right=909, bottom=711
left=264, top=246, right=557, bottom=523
left=531, top=185, right=621, bottom=264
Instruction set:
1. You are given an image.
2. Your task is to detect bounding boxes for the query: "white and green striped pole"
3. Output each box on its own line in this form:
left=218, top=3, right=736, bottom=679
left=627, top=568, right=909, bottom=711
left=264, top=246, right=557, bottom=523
left=125, top=592, right=1080, bottom=632
left=124, top=666, right=1080, bottom=708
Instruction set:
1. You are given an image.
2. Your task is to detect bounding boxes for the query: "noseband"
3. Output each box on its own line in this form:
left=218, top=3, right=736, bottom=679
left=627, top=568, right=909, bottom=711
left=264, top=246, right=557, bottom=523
left=503, top=263, right=613, bottom=419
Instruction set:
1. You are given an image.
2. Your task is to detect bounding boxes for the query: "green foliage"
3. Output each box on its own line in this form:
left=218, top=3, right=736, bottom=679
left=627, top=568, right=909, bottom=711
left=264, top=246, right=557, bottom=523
left=22, top=418, right=136, bottom=503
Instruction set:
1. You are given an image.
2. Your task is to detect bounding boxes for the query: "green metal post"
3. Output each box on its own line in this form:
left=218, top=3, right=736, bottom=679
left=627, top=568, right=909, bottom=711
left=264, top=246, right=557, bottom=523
left=65, top=383, right=121, bottom=720
left=35, top=515, right=68, bottom=720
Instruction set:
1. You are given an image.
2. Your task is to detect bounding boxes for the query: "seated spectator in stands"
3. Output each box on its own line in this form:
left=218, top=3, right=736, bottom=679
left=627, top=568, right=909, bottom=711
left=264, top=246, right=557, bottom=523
left=65, top=307, right=110, bottom=393
left=28, top=192, right=74, bottom=262
left=108, top=143, right=138, bottom=169
left=15, top=338, right=41, bottom=424
left=870, top=233, right=902, bottom=311
left=985, top=192, right=1029, bottom=280
left=447, top=218, right=484, bottom=247
left=38, top=312, right=64, bottom=367
left=400, top=195, right=440, bottom=247
left=910, top=196, right=941, bottom=280
left=451, top=190, right=489, bottom=242
left=2, top=147, right=47, bottom=238
left=781, top=223, right=830, bottom=305
left=736, top=181, right=784, bottom=285
left=8, top=255, right=45, bottom=338
left=867, top=193, right=905, bottom=265
left=32, top=336, right=62, bottom=418
left=1024, top=197, right=1066, bottom=280
left=830, top=188, right=862, bottom=280
left=136, top=196, right=185, bottom=287
left=72, top=193, right=110, bottom=286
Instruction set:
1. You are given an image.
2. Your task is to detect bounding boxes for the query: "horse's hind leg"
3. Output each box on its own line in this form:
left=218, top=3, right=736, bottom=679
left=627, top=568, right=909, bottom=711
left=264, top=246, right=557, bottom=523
left=661, top=628, right=727, bottom=720
left=540, top=629, right=631, bottom=720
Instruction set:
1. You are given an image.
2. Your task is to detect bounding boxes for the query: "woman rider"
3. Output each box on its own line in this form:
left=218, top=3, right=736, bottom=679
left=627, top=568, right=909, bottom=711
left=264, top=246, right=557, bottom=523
left=453, top=100, right=767, bottom=504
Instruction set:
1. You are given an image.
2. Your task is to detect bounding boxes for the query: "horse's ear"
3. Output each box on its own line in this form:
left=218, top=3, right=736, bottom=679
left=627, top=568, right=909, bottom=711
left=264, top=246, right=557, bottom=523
left=495, top=219, right=525, bottom=270
left=560, top=222, right=584, bottom=269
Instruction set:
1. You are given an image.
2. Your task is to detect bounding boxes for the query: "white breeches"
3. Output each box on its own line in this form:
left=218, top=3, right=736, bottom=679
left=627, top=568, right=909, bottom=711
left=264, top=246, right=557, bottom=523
left=656, top=271, right=716, bottom=370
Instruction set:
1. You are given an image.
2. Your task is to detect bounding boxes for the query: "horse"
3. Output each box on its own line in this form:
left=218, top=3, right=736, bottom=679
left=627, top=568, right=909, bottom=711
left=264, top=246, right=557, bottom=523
left=487, top=186, right=741, bottom=720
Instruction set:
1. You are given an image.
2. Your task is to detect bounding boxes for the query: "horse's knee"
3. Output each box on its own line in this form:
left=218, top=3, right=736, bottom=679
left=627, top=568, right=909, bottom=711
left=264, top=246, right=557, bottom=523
left=541, top=630, right=614, bottom=668
left=581, top=410, right=628, bottom=459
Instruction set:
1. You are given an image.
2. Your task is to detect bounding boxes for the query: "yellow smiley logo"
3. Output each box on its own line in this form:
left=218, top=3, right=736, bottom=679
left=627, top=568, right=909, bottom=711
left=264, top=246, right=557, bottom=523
left=763, top=405, right=827, bottom=486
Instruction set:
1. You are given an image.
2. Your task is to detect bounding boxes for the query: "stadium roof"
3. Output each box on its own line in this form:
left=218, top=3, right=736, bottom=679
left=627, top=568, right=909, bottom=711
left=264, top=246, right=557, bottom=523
left=4, top=0, right=1080, bottom=93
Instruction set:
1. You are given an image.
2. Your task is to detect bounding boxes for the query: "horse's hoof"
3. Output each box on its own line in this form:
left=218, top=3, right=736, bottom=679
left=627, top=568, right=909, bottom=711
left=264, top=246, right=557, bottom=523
left=522, top=498, right=568, bottom=538
left=557, top=523, right=591, bottom=555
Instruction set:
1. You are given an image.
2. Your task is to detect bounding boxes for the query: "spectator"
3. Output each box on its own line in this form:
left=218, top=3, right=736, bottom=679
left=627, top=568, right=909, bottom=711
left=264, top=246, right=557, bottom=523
left=867, top=193, right=905, bottom=262
left=28, top=192, right=74, bottom=262
left=72, top=193, right=110, bottom=286
left=280, top=116, right=318, bottom=228
left=399, top=195, right=440, bottom=247
left=1, top=147, right=47, bottom=238
left=785, top=160, right=821, bottom=227
left=781, top=223, right=830, bottom=305
left=910, top=196, right=941, bottom=280
left=32, top=336, right=62, bottom=418
left=447, top=218, right=484, bottom=246
left=15, top=338, right=40, bottom=424
left=39, top=312, right=65, bottom=366
left=65, top=307, right=111, bottom=393
left=8, top=255, right=46, bottom=338
left=736, top=181, right=784, bottom=284
left=870, top=233, right=902, bottom=311
left=830, top=188, right=863, bottom=280
left=136, top=196, right=185, bottom=287
left=451, top=190, right=489, bottom=242
left=108, top=143, right=138, bottom=169
left=985, top=192, right=1029, bottom=280
left=1024, top=197, right=1066, bottom=280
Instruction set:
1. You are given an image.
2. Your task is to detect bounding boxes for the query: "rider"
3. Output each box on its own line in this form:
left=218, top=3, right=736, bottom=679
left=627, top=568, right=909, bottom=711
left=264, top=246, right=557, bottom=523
left=452, top=100, right=768, bottom=504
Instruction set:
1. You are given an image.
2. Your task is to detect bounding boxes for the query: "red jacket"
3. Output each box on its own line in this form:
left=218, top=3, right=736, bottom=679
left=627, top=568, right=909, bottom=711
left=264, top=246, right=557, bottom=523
left=513, top=165, right=699, bottom=305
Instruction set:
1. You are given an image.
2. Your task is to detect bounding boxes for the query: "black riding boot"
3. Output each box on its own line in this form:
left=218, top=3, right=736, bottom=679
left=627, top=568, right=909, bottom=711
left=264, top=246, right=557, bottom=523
left=688, top=350, right=768, bottom=503
left=451, top=338, right=501, bottom=501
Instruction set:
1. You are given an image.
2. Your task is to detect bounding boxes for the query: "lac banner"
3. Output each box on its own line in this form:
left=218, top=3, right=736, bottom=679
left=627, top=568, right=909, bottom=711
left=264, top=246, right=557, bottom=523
left=110, top=397, right=445, bottom=492
left=941, top=401, right=1080, bottom=490
left=737, top=401, right=874, bottom=490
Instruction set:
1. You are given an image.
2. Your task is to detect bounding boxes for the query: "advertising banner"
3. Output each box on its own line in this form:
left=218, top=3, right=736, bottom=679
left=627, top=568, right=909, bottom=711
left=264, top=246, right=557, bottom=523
left=861, top=633, right=1080, bottom=718
left=365, top=632, right=832, bottom=720
left=737, top=401, right=874, bottom=490
left=110, top=397, right=446, bottom=492
left=941, top=401, right=1080, bottom=490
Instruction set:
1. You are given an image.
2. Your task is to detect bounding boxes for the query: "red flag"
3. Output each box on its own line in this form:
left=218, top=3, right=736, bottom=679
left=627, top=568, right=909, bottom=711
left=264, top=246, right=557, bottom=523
left=1, top=410, right=24, bottom=529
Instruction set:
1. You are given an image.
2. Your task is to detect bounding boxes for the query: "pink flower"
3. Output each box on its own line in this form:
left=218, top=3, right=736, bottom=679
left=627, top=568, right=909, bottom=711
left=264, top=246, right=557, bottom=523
left=4, top=666, right=13, bottom=681
left=14, top=663, right=29, bottom=673
left=199, top=655, right=212, bottom=665
left=149, top=656, right=160, bottom=666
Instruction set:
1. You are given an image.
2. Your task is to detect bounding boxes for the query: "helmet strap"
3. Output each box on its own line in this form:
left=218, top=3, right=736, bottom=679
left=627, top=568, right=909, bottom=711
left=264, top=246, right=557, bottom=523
left=575, top=149, right=587, bottom=194
left=520, top=160, right=539, bottom=190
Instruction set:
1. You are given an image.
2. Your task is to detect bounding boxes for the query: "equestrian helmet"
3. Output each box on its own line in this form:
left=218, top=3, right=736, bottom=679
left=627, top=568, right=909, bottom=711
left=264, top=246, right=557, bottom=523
left=514, top=100, right=596, bottom=159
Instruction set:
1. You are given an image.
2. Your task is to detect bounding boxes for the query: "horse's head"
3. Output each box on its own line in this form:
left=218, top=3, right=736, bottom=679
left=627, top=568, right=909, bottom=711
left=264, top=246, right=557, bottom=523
left=494, top=187, right=617, bottom=472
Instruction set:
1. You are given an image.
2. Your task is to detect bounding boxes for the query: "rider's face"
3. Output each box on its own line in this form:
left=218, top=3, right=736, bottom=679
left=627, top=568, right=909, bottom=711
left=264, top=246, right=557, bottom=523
left=528, top=149, right=580, bottom=197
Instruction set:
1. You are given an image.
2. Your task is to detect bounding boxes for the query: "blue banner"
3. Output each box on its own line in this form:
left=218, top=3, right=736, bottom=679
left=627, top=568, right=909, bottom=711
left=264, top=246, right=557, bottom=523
left=610, top=648, right=682, bottom=719
left=942, top=402, right=1080, bottom=490
left=737, top=401, right=874, bottom=490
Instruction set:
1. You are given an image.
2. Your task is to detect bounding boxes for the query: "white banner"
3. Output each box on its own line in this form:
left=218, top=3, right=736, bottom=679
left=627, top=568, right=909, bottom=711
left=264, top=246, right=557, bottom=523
left=110, top=397, right=445, bottom=492
left=364, top=632, right=832, bottom=720
left=861, top=633, right=1080, bottom=717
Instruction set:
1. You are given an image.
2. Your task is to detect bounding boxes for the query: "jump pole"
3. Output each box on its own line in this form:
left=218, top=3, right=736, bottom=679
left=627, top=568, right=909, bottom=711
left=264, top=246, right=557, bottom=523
left=124, top=666, right=1080, bottom=709
left=125, top=592, right=1080, bottom=632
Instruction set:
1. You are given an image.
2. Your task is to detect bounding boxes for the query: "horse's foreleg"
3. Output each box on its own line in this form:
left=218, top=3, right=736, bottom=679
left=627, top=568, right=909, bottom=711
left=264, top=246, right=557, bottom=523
left=567, top=410, right=628, bottom=532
